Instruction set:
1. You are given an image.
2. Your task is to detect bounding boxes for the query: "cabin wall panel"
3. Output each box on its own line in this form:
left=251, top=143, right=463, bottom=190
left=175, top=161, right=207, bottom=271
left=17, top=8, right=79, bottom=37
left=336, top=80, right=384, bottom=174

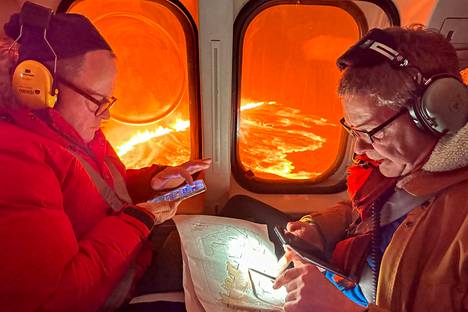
left=199, top=0, right=234, bottom=212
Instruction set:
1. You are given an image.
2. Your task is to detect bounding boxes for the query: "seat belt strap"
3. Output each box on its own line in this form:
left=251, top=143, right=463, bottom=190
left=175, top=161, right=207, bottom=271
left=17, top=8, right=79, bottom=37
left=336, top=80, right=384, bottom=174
left=71, top=151, right=133, bottom=211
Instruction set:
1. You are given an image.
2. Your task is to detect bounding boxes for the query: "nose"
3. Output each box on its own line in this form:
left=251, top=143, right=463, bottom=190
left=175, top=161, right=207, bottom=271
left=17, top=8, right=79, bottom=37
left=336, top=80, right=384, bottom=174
left=354, top=136, right=373, bottom=155
left=100, top=108, right=111, bottom=121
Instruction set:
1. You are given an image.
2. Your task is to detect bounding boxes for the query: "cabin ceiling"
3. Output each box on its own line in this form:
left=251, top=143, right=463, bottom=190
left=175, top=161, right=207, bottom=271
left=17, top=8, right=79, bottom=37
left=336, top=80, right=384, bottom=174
left=1, top=0, right=441, bottom=33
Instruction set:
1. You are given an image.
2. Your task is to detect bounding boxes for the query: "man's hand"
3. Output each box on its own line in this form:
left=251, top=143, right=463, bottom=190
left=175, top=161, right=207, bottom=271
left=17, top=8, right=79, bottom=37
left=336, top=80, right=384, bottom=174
left=273, top=264, right=362, bottom=312
left=286, top=221, right=325, bottom=252
left=150, top=158, right=212, bottom=191
left=136, top=200, right=180, bottom=225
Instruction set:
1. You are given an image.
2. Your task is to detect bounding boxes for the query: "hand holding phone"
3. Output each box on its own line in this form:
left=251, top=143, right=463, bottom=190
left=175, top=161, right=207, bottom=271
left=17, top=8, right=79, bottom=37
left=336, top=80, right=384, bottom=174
left=137, top=200, right=179, bottom=225
left=148, top=179, right=207, bottom=203
left=248, top=268, right=286, bottom=307
left=274, top=226, right=325, bottom=259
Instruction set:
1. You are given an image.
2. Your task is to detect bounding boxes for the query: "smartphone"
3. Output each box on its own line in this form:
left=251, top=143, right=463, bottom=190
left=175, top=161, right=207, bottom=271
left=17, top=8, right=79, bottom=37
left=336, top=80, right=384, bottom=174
left=248, top=268, right=285, bottom=307
left=148, top=179, right=206, bottom=203
left=273, top=226, right=354, bottom=282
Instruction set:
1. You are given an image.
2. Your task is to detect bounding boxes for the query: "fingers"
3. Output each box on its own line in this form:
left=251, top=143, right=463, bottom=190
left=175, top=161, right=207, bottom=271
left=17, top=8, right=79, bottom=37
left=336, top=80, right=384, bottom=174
left=284, top=250, right=294, bottom=263
left=284, top=288, right=299, bottom=303
left=273, top=267, right=304, bottom=289
left=167, top=203, right=178, bottom=219
left=155, top=201, right=178, bottom=224
left=280, top=267, right=356, bottom=312
left=284, top=247, right=308, bottom=266
left=286, top=221, right=307, bottom=232
left=169, top=199, right=182, bottom=210
left=283, top=245, right=307, bottom=266
left=283, top=299, right=301, bottom=312
left=285, top=222, right=325, bottom=252
left=179, top=169, right=194, bottom=185
left=151, top=168, right=192, bottom=191
left=184, top=158, right=212, bottom=173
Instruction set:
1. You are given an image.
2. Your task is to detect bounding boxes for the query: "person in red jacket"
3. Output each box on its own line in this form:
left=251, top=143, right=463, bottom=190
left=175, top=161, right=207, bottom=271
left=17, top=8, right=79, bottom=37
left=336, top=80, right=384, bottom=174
left=0, top=5, right=210, bottom=312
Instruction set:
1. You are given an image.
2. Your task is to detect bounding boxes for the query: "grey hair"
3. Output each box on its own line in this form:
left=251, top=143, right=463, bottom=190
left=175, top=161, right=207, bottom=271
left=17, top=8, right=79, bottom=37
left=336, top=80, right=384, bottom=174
left=0, top=36, right=18, bottom=107
left=44, top=54, right=85, bottom=82
left=338, top=25, right=460, bottom=110
left=45, top=50, right=116, bottom=82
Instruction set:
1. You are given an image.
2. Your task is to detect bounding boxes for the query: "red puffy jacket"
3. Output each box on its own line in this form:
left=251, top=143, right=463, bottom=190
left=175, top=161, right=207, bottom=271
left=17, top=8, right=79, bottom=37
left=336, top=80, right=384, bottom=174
left=0, top=108, right=162, bottom=312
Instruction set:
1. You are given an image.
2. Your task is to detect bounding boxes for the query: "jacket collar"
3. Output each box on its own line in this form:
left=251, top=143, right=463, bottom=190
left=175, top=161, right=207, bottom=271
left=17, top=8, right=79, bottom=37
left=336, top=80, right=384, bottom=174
left=399, top=122, right=468, bottom=197
left=44, top=109, right=108, bottom=165
left=400, top=165, right=468, bottom=197
left=1, top=107, right=108, bottom=167
left=422, top=122, right=468, bottom=172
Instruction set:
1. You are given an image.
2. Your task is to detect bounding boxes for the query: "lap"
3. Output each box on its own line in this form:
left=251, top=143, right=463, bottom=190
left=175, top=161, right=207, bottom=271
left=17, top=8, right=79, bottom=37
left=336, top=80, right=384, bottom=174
left=135, top=221, right=184, bottom=295
left=220, top=195, right=294, bottom=258
left=129, top=195, right=293, bottom=308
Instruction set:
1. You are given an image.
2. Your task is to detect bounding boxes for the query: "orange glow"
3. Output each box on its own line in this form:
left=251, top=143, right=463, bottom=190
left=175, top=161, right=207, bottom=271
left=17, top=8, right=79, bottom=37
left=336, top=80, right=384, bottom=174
left=68, top=0, right=194, bottom=169
left=109, top=117, right=189, bottom=168
left=240, top=100, right=336, bottom=179
left=461, top=68, right=468, bottom=84
left=239, top=5, right=360, bottom=180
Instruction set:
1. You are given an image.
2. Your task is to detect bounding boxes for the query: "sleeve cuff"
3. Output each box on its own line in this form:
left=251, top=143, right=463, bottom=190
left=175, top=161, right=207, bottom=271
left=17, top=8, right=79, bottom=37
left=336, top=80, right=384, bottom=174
left=122, top=206, right=155, bottom=232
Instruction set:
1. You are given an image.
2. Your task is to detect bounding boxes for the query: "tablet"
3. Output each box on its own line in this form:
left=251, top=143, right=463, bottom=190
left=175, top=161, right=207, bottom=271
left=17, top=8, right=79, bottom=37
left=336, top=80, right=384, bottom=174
left=273, top=226, right=355, bottom=282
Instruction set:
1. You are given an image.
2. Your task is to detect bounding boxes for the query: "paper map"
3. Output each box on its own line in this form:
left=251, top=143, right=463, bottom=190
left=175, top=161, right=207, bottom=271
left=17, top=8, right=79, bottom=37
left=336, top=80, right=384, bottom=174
left=174, top=215, right=286, bottom=312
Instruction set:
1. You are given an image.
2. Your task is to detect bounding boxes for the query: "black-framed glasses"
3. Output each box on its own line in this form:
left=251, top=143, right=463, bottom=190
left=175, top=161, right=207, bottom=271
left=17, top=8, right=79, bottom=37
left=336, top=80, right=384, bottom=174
left=57, top=76, right=117, bottom=116
left=340, top=108, right=406, bottom=143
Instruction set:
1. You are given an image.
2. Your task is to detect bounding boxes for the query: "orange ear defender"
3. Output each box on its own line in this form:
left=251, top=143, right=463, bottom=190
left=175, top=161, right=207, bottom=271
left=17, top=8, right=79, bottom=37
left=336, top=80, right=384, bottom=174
left=9, top=2, right=58, bottom=109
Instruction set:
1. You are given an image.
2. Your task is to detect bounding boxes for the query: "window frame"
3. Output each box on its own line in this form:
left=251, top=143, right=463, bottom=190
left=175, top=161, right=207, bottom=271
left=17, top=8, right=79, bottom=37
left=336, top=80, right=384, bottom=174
left=58, top=0, right=203, bottom=162
left=231, top=0, right=400, bottom=194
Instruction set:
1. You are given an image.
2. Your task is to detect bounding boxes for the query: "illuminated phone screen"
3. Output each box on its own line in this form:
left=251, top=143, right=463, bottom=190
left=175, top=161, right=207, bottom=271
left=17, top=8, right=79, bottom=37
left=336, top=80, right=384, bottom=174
left=149, top=179, right=206, bottom=203
left=248, top=268, right=286, bottom=307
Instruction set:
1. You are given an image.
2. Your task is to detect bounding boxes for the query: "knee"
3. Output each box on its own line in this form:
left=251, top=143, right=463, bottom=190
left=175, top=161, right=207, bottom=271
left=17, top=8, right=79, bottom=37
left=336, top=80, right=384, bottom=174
left=220, top=195, right=256, bottom=217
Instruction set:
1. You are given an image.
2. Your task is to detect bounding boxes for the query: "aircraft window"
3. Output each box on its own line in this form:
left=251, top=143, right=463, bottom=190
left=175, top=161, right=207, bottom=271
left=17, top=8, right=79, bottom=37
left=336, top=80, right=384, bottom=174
left=462, top=68, right=468, bottom=84
left=232, top=2, right=366, bottom=193
left=61, top=0, right=200, bottom=169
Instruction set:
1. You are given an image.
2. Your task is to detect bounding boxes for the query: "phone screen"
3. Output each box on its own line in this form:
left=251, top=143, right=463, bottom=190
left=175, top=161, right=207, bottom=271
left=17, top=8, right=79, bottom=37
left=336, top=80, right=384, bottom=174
left=149, top=179, right=206, bottom=203
left=273, top=226, right=353, bottom=282
left=248, top=268, right=286, bottom=308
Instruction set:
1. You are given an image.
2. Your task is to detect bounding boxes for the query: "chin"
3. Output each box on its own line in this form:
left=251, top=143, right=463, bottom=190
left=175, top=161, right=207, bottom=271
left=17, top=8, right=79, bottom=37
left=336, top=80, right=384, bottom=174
left=378, top=162, right=405, bottom=178
left=82, top=132, right=96, bottom=144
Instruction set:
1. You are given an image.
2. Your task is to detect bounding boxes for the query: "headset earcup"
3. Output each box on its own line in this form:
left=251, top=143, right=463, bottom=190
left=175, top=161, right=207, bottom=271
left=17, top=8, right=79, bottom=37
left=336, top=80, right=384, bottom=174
left=418, top=76, right=468, bottom=135
left=11, top=60, right=55, bottom=109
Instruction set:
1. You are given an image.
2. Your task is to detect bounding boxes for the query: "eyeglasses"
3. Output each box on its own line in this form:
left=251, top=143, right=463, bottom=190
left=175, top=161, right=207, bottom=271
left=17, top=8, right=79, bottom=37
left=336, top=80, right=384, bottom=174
left=340, top=109, right=406, bottom=143
left=57, top=76, right=117, bottom=116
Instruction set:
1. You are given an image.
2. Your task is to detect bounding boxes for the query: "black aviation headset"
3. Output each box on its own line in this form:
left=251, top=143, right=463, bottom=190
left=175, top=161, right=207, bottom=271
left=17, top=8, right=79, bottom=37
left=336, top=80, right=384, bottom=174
left=337, top=28, right=468, bottom=136
left=9, top=2, right=58, bottom=109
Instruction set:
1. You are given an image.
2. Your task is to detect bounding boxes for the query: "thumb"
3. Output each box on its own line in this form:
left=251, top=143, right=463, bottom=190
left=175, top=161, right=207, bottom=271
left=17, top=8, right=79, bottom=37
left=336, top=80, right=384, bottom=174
left=287, top=221, right=306, bottom=232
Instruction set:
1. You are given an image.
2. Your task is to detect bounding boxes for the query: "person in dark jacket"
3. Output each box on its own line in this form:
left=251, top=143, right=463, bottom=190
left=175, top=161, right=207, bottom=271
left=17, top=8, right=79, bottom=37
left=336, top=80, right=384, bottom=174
left=272, top=26, right=468, bottom=312
left=222, top=26, right=467, bottom=312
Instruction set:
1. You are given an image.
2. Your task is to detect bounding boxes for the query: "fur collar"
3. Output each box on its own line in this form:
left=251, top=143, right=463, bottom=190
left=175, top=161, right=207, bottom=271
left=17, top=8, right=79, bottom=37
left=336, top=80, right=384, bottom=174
left=422, top=122, right=468, bottom=172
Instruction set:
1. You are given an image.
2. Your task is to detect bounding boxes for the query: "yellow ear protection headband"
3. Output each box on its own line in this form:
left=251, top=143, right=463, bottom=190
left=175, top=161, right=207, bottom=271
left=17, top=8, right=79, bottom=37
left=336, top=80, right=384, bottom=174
left=9, top=2, right=58, bottom=109
left=337, top=28, right=468, bottom=136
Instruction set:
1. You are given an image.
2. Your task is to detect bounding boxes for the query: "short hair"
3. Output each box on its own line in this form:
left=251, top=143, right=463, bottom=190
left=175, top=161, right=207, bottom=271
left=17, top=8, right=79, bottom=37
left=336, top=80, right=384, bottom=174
left=0, top=36, right=18, bottom=107
left=44, top=49, right=115, bottom=83
left=44, top=55, right=85, bottom=83
left=338, top=25, right=460, bottom=110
